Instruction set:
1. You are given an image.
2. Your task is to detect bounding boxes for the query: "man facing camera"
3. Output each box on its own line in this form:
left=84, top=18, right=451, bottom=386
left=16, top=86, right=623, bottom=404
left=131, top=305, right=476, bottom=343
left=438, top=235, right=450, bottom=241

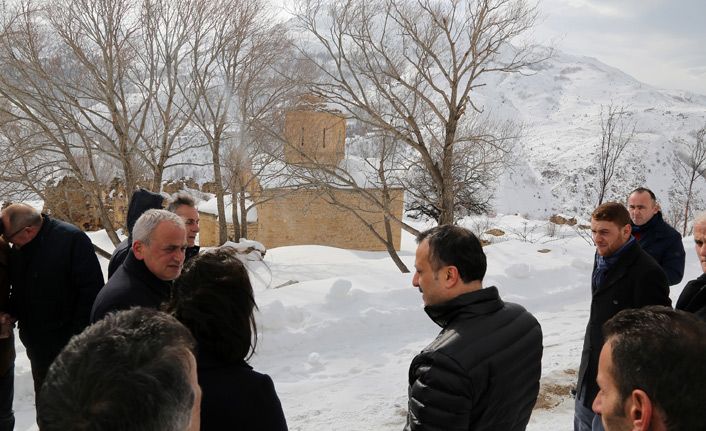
left=91, top=209, right=186, bottom=323
left=627, top=187, right=685, bottom=285
left=574, top=202, right=671, bottom=431
left=405, top=225, right=543, bottom=431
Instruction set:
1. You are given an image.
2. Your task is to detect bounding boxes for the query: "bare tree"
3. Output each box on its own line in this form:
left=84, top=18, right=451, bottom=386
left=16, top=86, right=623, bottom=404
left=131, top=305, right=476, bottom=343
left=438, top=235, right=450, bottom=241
left=189, top=0, right=300, bottom=244
left=290, top=0, right=547, bottom=225
left=0, top=0, right=126, bottom=243
left=404, top=112, right=520, bottom=222
left=594, top=103, right=636, bottom=206
left=671, top=125, right=706, bottom=236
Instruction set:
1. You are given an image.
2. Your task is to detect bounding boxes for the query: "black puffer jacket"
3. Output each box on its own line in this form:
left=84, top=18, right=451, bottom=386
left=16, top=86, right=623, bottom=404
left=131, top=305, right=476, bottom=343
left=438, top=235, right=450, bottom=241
left=405, top=287, right=543, bottom=431
left=631, top=211, right=685, bottom=285
left=676, top=273, right=706, bottom=322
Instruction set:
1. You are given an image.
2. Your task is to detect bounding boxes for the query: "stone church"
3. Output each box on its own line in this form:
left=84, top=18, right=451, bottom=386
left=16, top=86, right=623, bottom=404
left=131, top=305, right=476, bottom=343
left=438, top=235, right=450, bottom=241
left=198, top=106, right=405, bottom=252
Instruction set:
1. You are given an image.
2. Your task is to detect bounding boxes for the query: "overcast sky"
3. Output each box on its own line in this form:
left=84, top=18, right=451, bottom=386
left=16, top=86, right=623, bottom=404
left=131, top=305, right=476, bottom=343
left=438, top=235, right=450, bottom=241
left=535, top=0, right=706, bottom=95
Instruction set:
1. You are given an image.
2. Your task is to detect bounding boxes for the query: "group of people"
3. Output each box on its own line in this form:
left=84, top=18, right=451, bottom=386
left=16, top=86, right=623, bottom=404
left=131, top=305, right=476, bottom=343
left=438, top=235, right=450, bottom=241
left=405, top=187, right=706, bottom=431
left=0, top=190, right=287, bottom=430
left=0, top=185, right=705, bottom=431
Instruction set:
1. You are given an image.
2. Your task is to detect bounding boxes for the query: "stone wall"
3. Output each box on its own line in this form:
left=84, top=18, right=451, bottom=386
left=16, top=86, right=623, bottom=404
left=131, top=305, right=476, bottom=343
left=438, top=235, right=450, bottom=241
left=283, top=110, right=346, bottom=165
left=254, top=188, right=404, bottom=251
left=198, top=211, right=258, bottom=247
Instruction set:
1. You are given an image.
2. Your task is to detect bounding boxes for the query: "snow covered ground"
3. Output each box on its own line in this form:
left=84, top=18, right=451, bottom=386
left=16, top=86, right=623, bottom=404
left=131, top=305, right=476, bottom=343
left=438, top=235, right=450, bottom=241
left=10, top=215, right=702, bottom=431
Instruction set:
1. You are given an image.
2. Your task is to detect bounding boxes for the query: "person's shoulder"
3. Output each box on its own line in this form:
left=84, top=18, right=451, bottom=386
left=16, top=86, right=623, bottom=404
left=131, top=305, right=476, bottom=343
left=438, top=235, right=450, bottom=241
left=654, top=216, right=682, bottom=239
left=46, top=217, right=90, bottom=239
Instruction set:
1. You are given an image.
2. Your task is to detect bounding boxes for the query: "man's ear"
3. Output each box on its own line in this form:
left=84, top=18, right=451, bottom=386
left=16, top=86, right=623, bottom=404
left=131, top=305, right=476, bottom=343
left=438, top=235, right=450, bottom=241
left=623, top=223, right=632, bottom=239
left=627, top=389, right=657, bottom=431
left=132, top=240, right=145, bottom=260
left=444, top=266, right=459, bottom=288
left=653, top=204, right=660, bottom=215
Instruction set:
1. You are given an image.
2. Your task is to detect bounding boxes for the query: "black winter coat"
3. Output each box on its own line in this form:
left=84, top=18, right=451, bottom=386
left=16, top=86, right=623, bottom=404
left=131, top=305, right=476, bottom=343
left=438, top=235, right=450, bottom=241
left=405, top=287, right=543, bottom=431
left=91, top=250, right=171, bottom=323
left=676, top=273, right=706, bottom=322
left=577, top=240, right=671, bottom=408
left=631, top=211, right=685, bottom=285
left=198, top=350, right=288, bottom=431
left=8, top=215, right=104, bottom=372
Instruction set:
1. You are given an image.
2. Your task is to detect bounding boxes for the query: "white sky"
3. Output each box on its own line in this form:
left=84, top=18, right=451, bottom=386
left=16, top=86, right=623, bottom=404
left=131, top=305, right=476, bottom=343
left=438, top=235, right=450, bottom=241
left=535, top=0, right=706, bottom=95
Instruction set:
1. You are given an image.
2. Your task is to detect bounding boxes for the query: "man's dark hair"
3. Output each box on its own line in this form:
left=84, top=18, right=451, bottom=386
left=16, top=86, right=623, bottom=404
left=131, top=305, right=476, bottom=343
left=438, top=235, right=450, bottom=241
left=629, top=187, right=657, bottom=203
left=166, top=246, right=258, bottom=361
left=591, top=202, right=631, bottom=228
left=416, top=225, right=486, bottom=283
left=603, top=306, right=706, bottom=431
left=37, top=307, right=197, bottom=431
left=165, top=192, right=197, bottom=213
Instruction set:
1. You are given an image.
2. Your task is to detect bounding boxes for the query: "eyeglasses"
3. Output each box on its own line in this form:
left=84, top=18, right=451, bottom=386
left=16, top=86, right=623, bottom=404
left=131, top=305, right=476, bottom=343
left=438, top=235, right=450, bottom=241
left=2, top=226, right=27, bottom=241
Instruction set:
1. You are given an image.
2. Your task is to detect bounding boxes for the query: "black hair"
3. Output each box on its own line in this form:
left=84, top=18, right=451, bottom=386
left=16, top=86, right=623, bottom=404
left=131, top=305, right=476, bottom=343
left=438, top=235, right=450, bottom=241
left=166, top=246, right=258, bottom=362
left=37, top=307, right=197, bottom=431
left=416, top=225, right=486, bottom=283
left=603, top=306, right=706, bottom=431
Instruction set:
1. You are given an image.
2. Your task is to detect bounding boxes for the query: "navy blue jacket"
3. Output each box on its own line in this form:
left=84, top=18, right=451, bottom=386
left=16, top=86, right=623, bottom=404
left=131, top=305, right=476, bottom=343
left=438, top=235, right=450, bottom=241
left=9, top=215, right=104, bottom=373
left=198, top=350, right=288, bottom=431
left=631, top=211, right=685, bottom=285
left=577, top=240, right=671, bottom=408
left=676, top=273, right=706, bottom=322
left=405, top=287, right=543, bottom=431
left=91, top=250, right=171, bottom=323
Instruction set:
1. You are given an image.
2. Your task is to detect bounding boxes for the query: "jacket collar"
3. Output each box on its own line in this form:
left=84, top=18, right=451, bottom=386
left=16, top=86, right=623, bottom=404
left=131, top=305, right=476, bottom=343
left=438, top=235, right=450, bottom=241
left=123, top=249, right=172, bottom=296
left=631, top=211, right=663, bottom=234
left=424, top=286, right=504, bottom=328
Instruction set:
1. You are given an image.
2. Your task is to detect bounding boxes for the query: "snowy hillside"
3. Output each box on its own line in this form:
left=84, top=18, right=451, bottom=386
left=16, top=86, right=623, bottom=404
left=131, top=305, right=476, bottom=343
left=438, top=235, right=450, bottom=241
left=481, top=49, right=706, bottom=218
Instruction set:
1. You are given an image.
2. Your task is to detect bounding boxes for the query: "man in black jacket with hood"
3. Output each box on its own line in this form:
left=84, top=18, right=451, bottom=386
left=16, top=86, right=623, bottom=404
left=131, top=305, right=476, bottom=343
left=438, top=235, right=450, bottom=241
left=405, top=225, right=543, bottom=431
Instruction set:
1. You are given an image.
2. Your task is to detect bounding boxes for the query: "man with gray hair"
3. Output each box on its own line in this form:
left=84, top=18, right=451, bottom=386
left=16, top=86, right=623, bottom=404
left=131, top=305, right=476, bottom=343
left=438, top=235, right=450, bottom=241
left=91, top=209, right=187, bottom=323
left=38, top=307, right=201, bottom=431
left=676, top=211, right=706, bottom=321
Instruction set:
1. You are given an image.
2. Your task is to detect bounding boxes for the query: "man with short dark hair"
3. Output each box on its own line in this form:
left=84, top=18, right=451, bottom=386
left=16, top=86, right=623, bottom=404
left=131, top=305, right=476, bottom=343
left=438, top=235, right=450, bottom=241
left=405, top=225, right=543, bottom=431
left=37, top=307, right=201, bottom=431
left=627, top=187, right=685, bottom=285
left=91, top=209, right=187, bottom=322
left=593, top=306, right=706, bottom=431
left=675, top=211, right=706, bottom=321
left=0, top=203, right=104, bottom=397
left=574, top=202, right=671, bottom=431
left=165, top=192, right=200, bottom=262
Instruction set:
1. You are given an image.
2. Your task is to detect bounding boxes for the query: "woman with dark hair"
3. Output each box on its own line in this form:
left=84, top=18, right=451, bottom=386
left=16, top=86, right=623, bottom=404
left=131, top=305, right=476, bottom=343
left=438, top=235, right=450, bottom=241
left=165, top=247, right=288, bottom=431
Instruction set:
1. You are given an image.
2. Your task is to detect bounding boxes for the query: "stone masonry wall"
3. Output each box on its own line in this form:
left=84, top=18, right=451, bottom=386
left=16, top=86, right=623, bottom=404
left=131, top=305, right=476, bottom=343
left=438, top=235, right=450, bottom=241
left=254, top=188, right=404, bottom=251
left=198, top=211, right=258, bottom=247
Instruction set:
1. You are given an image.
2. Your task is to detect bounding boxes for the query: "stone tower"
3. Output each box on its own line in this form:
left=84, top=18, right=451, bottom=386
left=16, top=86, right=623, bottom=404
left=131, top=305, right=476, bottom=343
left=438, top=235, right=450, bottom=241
left=284, top=104, right=346, bottom=166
